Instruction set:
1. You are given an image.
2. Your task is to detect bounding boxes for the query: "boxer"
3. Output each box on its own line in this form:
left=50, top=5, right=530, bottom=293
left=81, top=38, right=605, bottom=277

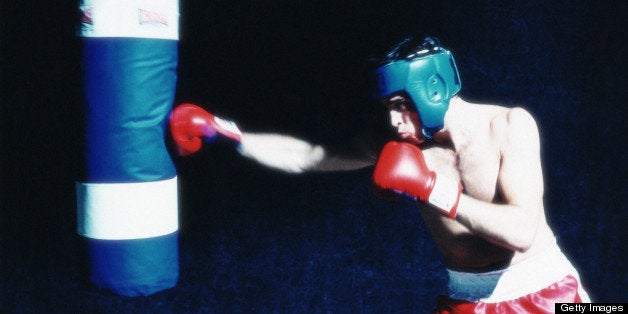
left=170, top=36, right=590, bottom=312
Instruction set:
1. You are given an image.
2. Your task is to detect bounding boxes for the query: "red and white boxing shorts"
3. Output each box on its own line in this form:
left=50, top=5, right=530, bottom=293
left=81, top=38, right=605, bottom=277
left=433, top=239, right=590, bottom=313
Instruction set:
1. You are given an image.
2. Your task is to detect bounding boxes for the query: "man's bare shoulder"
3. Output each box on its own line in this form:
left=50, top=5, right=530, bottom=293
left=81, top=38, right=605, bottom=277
left=489, top=107, right=539, bottom=145
left=504, top=107, right=537, bottom=129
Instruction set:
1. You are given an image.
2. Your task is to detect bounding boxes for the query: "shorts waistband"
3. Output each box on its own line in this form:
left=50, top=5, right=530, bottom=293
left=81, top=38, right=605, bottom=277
left=446, top=240, right=583, bottom=303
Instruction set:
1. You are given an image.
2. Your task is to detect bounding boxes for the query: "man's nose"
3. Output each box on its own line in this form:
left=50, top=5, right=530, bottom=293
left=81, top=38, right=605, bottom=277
left=389, top=111, right=403, bottom=127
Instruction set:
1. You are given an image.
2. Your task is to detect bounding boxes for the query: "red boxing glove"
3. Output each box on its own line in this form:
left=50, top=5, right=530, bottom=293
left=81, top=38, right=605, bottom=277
left=373, top=141, right=462, bottom=219
left=169, top=103, right=242, bottom=156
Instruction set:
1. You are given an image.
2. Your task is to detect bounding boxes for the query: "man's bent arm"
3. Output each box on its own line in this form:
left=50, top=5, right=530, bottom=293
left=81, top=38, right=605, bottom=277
left=455, top=108, right=545, bottom=252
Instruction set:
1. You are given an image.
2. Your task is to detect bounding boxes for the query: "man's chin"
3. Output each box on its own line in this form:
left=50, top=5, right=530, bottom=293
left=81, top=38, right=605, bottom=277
left=399, top=135, right=424, bottom=145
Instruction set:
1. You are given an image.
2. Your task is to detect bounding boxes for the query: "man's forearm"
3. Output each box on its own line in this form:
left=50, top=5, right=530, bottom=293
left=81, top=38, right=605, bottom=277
left=238, top=132, right=376, bottom=173
left=454, top=195, right=542, bottom=252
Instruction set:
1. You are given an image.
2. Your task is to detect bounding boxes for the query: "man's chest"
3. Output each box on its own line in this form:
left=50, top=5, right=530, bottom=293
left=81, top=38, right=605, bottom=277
left=423, top=143, right=501, bottom=202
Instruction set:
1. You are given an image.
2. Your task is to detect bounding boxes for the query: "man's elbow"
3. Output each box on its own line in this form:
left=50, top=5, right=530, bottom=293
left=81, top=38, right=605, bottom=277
left=509, top=217, right=539, bottom=252
left=510, top=235, right=534, bottom=253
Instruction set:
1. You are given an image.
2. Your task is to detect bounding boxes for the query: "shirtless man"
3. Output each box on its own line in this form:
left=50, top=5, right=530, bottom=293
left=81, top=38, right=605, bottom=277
left=170, top=36, right=590, bottom=311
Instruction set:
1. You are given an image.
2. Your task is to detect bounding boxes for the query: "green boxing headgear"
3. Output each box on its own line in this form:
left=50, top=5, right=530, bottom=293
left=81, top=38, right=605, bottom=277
left=373, top=37, right=461, bottom=138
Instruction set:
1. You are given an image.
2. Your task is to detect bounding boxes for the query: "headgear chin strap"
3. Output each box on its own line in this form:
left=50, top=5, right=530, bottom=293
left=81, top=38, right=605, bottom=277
left=373, top=43, right=461, bottom=138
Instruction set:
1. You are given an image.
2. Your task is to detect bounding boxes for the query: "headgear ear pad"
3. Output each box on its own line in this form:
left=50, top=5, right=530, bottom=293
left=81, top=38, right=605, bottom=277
left=373, top=50, right=461, bottom=137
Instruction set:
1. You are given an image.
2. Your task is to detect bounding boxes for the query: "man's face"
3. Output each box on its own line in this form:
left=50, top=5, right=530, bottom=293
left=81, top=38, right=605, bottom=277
left=384, top=95, right=426, bottom=145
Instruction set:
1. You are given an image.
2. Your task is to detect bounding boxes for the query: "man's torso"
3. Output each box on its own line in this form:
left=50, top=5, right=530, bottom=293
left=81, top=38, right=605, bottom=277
left=419, top=105, right=553, bottom=272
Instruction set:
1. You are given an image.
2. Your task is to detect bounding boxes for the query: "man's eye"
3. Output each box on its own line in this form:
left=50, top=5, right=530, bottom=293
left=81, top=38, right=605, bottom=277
left=391, top=102, right=407, bottom=111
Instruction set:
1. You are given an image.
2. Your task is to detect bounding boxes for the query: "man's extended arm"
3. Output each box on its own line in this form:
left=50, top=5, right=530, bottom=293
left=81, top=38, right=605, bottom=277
left=170, top=103, right=377, bottom=174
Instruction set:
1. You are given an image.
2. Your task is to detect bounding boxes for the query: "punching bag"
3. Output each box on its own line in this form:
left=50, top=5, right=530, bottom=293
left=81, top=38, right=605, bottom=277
left=77, top=0, right=180, bottom=296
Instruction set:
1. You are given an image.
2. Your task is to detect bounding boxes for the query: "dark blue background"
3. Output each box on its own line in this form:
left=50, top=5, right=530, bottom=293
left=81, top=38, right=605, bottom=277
left=2, top=0, right=625, bottom=312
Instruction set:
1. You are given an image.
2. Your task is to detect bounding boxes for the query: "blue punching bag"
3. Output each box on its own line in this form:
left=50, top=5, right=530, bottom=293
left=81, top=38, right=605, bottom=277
left=77, top=0, right=180, bottom=296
